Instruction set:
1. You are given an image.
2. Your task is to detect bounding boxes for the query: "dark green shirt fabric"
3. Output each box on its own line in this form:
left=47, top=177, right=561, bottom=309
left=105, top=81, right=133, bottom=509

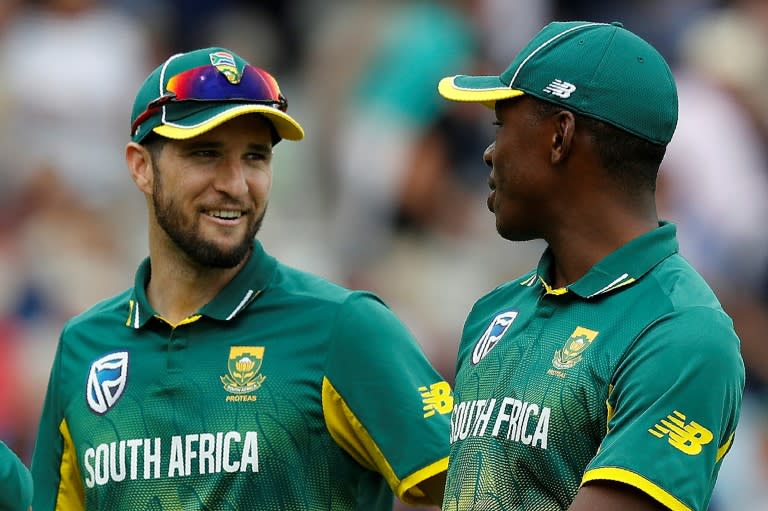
left=0, top=440, right=32, bottom=511
left=32, top=241, right=451, bottom=510
left=443, top=223, right=744, bottom=511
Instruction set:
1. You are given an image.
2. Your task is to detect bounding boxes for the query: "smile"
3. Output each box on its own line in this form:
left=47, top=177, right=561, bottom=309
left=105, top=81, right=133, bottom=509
left=205, top=210, right=244, bottom=220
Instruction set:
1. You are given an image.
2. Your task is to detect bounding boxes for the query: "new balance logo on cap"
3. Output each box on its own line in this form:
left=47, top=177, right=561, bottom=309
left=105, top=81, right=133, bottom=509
left=543, top=79, right=576, bottom=99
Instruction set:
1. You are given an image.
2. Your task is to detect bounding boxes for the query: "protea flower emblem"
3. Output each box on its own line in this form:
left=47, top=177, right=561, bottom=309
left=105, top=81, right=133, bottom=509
left=221, top=347, right=266, bottom=394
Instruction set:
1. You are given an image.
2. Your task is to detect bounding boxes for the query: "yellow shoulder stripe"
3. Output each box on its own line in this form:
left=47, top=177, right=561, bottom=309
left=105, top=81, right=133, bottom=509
left=582, top=467, right=692, bottom=511
left=321, top=377, right=440, bottom=505
left=716, top=432, right=735, bottom=462
left=57, top=419, right=85, bottom=510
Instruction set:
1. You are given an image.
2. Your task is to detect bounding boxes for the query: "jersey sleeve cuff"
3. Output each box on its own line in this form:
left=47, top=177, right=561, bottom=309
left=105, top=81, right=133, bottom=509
left=582, top=466, right=693, bottom=511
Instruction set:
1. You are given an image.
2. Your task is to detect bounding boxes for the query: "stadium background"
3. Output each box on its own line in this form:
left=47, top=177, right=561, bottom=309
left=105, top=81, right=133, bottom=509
left=0, top=0, right=766, bottom=509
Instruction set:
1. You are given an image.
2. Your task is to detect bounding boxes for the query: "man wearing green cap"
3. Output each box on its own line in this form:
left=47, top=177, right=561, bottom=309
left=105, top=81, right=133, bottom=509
left=0, top=440, right=32, bottom=510
left=31, top=47, right=451, bottom=510
left=437, top=21, right=744, bottom=511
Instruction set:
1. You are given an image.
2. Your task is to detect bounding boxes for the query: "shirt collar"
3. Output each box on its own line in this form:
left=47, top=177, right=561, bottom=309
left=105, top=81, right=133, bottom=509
left=536, top=222, right=679, bottom=298
left=125, top=240, right=277, bottom=329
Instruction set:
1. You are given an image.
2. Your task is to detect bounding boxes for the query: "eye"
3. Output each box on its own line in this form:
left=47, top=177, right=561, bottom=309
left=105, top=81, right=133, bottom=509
left=192, top=149, right=219, bottom=158
left=245, top=151, right=271, bottom=162
left=492, top=120, right=503, bottom=129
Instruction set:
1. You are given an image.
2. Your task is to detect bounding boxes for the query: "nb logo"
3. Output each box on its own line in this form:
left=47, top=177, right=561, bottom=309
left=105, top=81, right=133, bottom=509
left=420, top=381, right=453, bottom=418
left=543, top=79, right=576, bottom=99
left=649, top=410, right=713, bottom=455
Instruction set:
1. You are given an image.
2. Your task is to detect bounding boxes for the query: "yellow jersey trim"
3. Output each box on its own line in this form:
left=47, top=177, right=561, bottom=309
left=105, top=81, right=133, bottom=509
left=540, top=277, right=569, bottom=295
left=605, top=384, right=615, bottom=435
left=716, top=432, right=735, bottom=462
left=322, top=377, right=436, bottom=505
left=582, top=467, right=692, bottom=511
left=57, top=419, right=85, bottom=510
left=399, top=456, right=449, bottom=503
left=125, top=299, right=135, bottom=327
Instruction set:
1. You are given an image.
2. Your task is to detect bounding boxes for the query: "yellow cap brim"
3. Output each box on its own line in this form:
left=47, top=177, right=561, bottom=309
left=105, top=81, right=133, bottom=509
left=153, top=104, right=304, bottom=141
left=438, top=76, right=525, bottom=108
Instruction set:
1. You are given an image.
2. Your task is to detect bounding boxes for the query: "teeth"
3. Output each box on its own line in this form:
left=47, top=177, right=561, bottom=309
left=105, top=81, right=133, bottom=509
left=208, top=210, right=242, bottom=219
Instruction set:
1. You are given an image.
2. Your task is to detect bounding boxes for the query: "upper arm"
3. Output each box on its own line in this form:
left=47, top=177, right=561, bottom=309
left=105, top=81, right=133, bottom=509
left=584, top=308, right=744, bottom=510
left=323, top=293, right=451, bottom=505
left=418, top=471, right=446, bottom=507
left=570, top=481, right=669, bottom=511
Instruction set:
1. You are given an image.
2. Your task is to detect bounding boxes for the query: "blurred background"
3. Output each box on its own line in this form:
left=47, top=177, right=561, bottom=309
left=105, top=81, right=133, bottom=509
left=0, top=0, right=766, bottom=509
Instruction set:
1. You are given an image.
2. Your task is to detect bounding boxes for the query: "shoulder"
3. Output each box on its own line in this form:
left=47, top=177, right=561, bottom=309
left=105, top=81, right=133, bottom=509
left=468, top=269, right=537, bottom=315
left=269, top=261, right=389, bottom=311
left=61, top=288, right=133, bottom=337
left=647, top=253, right=724, bottom=311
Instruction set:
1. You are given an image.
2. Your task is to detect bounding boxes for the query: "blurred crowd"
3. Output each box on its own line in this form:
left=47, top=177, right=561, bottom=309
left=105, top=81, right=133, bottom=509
left=0, top=0, right=766, bottom=509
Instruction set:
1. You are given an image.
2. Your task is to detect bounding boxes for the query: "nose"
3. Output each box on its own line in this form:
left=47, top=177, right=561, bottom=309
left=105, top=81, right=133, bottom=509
left=214, top=157, right=249, bottom=196
left=483, top=142, right=495, bottom=168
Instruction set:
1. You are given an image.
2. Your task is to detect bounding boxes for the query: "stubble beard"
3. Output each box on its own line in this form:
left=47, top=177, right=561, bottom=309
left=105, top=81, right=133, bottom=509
left=152, top=172, right=265, bottom=269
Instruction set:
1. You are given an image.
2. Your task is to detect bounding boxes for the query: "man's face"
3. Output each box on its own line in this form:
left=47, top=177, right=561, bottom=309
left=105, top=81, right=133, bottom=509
left=150, top=114, right=274, bottom=268
left=484, top=97, right=555, bottom=241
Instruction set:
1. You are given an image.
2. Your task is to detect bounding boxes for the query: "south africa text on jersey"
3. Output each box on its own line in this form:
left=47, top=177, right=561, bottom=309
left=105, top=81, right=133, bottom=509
left=450, top=398, right=551, bottom=448
left=83, top=431, right=259, bottom=488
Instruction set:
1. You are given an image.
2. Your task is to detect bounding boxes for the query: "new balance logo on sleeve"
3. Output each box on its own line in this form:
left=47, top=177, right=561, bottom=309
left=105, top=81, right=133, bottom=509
left=648, top=410, right=713, bottom=455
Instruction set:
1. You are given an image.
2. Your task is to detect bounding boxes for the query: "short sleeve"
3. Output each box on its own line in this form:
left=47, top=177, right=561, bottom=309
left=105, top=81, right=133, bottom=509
left=584, top=307, right=745, bottom=511
left=322, top=292, right=451, bottom=505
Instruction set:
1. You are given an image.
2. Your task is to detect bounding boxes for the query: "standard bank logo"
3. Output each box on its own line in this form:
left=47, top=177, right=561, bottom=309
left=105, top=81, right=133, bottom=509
left=472, top=310, right=518, bottom=365
left=86, top=351, right=128, bottom=415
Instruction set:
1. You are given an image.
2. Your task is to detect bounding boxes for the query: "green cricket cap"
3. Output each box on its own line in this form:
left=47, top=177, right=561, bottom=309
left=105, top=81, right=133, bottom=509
left=130, top=47, right=304, bottom=143
left=438, top=21, right=678, bottom=144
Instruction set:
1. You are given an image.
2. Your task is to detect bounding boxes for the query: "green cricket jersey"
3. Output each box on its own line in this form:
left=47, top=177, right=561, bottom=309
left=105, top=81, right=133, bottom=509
left=443, top=222, right=744, bottom=511
left=0, top=440, right=32, bottom=510
left=32, top=240, right=452, bottom=510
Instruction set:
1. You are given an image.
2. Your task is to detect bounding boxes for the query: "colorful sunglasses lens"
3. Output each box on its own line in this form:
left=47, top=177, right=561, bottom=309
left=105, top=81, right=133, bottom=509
left=166, top=65, right=284, bottom=109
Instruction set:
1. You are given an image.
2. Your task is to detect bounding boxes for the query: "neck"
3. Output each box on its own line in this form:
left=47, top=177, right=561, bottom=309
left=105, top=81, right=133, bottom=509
left=546, top=210, right=658, bottom=289
left=145, top=240, right=247, bottom=326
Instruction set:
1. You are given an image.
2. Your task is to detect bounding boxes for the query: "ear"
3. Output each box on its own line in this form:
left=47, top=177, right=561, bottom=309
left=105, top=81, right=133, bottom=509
left=551, top=110, right=576, bottom=165
left=125, top=142, right=154, bottom=195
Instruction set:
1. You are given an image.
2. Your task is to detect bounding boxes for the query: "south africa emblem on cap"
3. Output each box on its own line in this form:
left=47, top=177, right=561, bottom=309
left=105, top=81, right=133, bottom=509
left=221, top=346, right=266, bottom=401
left=209, top=51, right=241, bottom=84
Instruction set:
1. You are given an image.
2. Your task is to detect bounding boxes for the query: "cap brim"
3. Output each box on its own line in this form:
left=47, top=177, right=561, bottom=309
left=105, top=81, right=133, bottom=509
left=438, top=75, right=525, bottom=108
left=153, top=103, right=304, bottom=141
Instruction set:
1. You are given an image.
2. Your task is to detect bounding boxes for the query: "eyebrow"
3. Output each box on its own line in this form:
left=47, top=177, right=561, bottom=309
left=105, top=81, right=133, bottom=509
left=180, top=141, right=273, bottom=152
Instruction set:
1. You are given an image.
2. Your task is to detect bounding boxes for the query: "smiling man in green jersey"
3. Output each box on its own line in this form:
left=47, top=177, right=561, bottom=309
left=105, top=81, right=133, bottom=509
left=31, top=47, right=452, bottom=510
left=437, top=21, right=745, bottom=511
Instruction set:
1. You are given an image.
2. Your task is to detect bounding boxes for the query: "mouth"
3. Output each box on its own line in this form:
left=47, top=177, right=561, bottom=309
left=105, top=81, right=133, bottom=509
left=203, top=208, right=246, bottom=224
left=487, top=176, right=496, bottom=212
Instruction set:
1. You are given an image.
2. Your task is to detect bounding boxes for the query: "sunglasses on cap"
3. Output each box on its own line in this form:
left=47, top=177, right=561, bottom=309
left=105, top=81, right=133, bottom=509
left=131, top=64, right=288, bottom=137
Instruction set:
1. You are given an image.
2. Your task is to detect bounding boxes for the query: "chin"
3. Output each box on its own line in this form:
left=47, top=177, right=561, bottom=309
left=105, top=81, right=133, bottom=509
left=496, top=222, right=537, bottom=242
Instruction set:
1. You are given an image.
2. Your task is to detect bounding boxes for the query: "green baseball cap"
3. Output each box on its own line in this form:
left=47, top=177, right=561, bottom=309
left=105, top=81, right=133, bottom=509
left=438, top=21, right=678, bottom=144
left=130, top=47, right=304, bottom=143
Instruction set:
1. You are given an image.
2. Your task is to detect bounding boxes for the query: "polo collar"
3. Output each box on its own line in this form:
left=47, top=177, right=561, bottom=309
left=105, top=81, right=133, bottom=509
left=125, top=240, right=277, bottom=328
left=536, top=222, right=679, bottom=298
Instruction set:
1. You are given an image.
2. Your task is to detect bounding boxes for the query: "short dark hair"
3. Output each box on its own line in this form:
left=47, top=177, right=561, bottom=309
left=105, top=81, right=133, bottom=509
left=140, top=132, right=167, bottom=163
left=533, top=99, right=666, bottom=193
